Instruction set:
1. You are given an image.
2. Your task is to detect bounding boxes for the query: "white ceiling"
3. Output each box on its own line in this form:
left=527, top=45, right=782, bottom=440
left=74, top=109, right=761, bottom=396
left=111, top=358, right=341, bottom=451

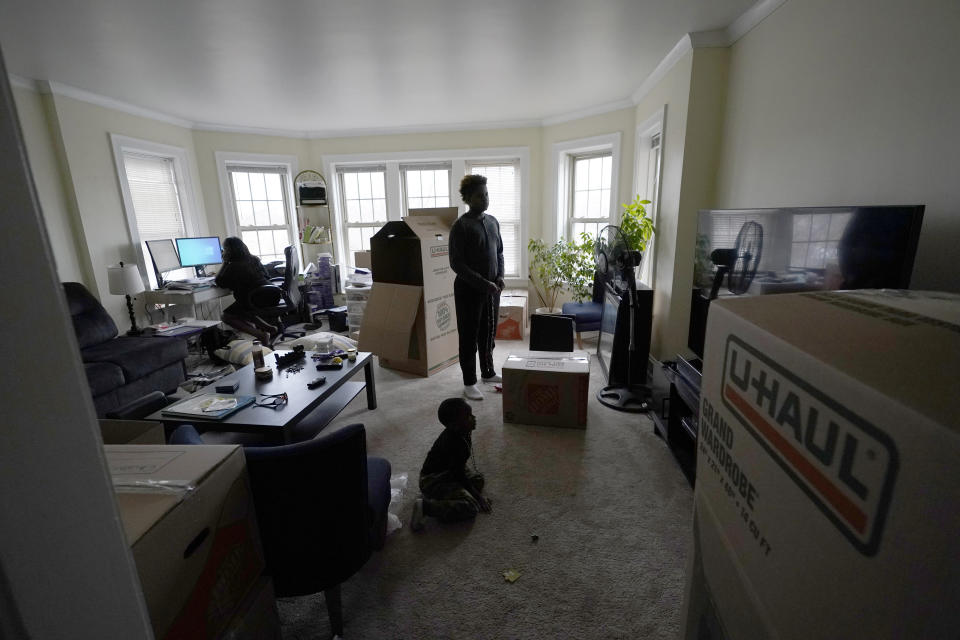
left=1, top=0, right=760, bottom=135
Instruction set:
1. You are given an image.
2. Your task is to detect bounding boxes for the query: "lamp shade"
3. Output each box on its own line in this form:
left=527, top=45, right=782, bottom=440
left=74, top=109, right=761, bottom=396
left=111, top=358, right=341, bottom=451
left=108, top=262, right=145, bottom=296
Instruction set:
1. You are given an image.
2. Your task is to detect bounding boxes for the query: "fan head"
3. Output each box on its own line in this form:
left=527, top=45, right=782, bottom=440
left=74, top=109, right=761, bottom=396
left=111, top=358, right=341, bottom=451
left=728, top=221, right=764, bottom=294
left=594, top=225, right=631, bottom=274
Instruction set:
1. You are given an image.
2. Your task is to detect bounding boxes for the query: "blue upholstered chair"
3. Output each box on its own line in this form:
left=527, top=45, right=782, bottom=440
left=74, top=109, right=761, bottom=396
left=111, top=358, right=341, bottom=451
left=169, top=422, right=392, bottom=637
left=561, top=272, right=605, bottom=349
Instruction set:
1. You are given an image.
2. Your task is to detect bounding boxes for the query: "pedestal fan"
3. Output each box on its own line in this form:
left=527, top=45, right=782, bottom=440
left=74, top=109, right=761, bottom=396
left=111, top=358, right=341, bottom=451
left=595, top=225, right=651, bottom=413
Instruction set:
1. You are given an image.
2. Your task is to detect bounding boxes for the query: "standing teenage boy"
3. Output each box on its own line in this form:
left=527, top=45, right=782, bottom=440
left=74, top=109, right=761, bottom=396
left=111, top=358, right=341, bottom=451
left=449, top=174, right=504, bottom=401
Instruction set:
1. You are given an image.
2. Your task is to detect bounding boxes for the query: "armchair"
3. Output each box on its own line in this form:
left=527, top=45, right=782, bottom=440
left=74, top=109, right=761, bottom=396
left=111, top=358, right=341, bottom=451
left=248, top=245, right=306, bottom=344
left=169, top=422, right=392, bottom=637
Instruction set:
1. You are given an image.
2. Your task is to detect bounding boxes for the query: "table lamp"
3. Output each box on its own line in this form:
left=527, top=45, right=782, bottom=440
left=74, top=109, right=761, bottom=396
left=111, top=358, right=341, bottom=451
left=108, top=261, right=145, bottom=335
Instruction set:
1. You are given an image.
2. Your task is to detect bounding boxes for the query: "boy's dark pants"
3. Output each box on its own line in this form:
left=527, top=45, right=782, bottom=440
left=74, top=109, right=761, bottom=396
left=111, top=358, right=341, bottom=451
left=420, top=470, right=485, bottom=522
left=454, top=279, right=499, bottom=385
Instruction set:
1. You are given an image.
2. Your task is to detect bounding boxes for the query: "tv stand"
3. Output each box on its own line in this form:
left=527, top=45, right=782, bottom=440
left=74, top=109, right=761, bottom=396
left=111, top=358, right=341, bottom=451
left=650, top=355, right=702, bottom=486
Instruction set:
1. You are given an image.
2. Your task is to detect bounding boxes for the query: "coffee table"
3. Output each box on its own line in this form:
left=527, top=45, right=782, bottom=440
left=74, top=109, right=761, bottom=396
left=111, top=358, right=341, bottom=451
left=146, top=350, right=377, bottom=443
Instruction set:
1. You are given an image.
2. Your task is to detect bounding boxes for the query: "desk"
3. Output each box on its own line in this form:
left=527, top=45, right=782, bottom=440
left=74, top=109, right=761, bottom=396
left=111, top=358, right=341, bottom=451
left=143, top=286, right=231, bottom=322
left=146, top=350, right=377, bottom=444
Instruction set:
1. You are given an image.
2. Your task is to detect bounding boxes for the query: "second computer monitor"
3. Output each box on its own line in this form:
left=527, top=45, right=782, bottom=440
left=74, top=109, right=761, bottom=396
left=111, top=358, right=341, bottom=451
left=175, top=236, right=222, bottom=277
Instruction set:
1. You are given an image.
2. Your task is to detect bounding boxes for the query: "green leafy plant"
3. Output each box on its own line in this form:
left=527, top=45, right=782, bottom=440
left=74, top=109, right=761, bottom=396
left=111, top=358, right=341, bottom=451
left=528, top=233, right=596, bottom=309
left=619, top=195, right=655, bottom=254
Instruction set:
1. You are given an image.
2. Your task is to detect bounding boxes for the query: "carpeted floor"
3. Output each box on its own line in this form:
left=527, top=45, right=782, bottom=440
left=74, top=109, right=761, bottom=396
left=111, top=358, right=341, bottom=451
left=270, top=335, right=694, bottom=640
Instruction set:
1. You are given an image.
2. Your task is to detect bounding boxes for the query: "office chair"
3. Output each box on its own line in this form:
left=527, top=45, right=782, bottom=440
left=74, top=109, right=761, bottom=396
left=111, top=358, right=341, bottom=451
left=169, top=423, right=392, bottom=638
left=248, top=245, right=306, bottom=344
left=561, top=273, right=604, bottom=349
left=529, top=313, right=576, bottom=352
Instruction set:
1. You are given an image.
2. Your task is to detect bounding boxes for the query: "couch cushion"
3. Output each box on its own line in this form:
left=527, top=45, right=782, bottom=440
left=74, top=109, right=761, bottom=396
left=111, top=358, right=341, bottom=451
left=81, top=336, right=188, bottom=382
left=63, top=282, right=119, bottom=348
left=84, top=362, right=125, bottom=397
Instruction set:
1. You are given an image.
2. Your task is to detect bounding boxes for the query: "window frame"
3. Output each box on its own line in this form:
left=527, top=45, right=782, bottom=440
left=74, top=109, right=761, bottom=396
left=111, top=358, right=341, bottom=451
left=466, top=158, right=523, bottom=280
left=551, top=133, right=622, bottom=244
left=400, top=162, right=453, bottom=214
left=111, top=134, right=203, bottom=290
left=337, top=164, right=390, bottom=259
left=323, top=147, right=530, bottom=286
left=215, top=151, right=299, bottom=265
left=633, top=106, right=666, bottom=287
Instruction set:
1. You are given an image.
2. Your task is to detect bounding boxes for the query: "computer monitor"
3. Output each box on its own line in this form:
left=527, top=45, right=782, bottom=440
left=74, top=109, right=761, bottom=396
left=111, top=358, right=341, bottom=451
left=175, top=236, right=223, bottom=277
left=145, top=239, right=181, bottom=286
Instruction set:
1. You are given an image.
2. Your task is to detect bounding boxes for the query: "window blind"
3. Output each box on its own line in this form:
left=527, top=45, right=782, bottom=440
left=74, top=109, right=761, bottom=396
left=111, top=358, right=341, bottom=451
left=467, top=161, right=521, bottom=278
left=123, top=152, right=185, bottom=241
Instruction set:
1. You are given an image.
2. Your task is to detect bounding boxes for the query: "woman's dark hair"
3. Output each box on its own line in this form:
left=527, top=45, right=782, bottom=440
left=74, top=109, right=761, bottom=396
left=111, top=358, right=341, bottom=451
left=438, top=397, right=471, bottom=427
left=459, top=174, right=487, bottom=203
left=221, top=236, right=251, bottom=262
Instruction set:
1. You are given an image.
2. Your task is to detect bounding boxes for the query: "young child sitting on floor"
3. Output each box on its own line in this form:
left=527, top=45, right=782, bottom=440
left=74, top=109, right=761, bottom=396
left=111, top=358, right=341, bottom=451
left=412, top=398, right=491, bottom=532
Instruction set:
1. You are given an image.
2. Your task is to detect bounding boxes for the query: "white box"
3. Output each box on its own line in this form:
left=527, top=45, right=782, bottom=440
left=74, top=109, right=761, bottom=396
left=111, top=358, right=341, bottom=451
left=107, top=444, right=264, bottom=640
left=502, top=350, right=590, bottom=428
left=682, top=290, right=960, bottom=639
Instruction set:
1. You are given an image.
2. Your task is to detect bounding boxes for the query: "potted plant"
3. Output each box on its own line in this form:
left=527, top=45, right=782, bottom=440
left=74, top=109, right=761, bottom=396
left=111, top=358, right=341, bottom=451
left=619, top=195, right=655, bottom=255
left=528, top=234, right=596, bottom=313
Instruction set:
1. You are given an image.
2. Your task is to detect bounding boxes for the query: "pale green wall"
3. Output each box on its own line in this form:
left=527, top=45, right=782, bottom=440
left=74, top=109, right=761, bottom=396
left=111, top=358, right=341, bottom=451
left=11, top=86, right=87, bottom=285
left=634, top=49, right=694, bottom=358
left=48, top=94, right=205, bottom=326
left=716, top=0, right=960, bottom=292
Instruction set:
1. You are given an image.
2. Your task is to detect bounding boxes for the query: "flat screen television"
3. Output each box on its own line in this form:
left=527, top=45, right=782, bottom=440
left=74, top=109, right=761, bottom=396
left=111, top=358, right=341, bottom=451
left=688, top=205, right=924, bottom=358
left=175, top=236, right=223, bottom=276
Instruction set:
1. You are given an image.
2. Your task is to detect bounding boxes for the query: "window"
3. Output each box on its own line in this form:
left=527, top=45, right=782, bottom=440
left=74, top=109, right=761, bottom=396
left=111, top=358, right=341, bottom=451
left=226, top=166, right=293, bottom=264
left=569, top=152, right=612, bottom=241
left=216, top=152, right=298, bottom=267
left=638, top=131, right=662, bottom=284
left=402, top=163, right=451, bottom=212
left=551, top=133, right=621, bottom=244
left=325, top=147, right=529, bottom=282
left=466, top=160, right=521, bottom=279
left=338, top=166, right=388, bottom=259
left=112, top=135, right=199, bottom=290
left=790, top=212, right=851, bottom=269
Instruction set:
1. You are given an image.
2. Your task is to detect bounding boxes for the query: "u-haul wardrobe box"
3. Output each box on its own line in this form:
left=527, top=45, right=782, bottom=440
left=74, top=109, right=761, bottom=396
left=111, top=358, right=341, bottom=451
left=681, top=290, right=960, bottom=639
left=360, top=207, right=460, bottom=376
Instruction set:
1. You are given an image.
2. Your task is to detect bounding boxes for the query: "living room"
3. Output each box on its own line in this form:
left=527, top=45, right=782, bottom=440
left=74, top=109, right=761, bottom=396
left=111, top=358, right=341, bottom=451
left=2, top=0, right=958, bottom=637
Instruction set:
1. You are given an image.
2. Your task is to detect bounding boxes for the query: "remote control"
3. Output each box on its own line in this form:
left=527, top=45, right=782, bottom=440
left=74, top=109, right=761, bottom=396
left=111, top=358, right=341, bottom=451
left=307, top=377, right=326, bottom=389
left=316, top=362, right=343, bottom=370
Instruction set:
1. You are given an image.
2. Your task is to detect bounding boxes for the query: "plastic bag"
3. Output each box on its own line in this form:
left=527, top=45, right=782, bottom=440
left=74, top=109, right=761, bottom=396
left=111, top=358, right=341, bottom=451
left=386, top=472, right=409, bottom=535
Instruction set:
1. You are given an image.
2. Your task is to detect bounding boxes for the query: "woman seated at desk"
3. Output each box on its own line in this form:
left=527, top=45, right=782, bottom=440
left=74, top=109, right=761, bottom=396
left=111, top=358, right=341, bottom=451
left=215, top=236, right=281, bottom=345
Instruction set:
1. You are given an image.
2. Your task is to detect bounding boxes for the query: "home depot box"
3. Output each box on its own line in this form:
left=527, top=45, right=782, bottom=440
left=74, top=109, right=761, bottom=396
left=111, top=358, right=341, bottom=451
left=502, top=350, right=590, bottom=428
left=497, top=296, right=527, bottom=340
left=360, top=207, right=459, bottom=376
left=681, top=290, right=960, bottom=640
left=107, top=444, right=264, bottom=640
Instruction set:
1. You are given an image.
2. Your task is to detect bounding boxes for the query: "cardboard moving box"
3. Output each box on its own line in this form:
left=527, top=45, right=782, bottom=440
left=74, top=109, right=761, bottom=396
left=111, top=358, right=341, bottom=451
left=360, top=207, right=459, bottom=376
left=496, top=296, right=527, bottom=340
left=681, top=290, right=960, bottom=639
left=502, top=350, right=590, bottom=428
left=107, top=444, right=264, bottom=640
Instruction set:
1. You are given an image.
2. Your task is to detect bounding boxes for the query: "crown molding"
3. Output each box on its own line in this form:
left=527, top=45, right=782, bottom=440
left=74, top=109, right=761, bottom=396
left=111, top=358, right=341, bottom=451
left=631, top=34, right=693, bottom=105
left=726, top=0, right=787, bottom=44
left=8, top=74, right=38, bottom=91
left=541, top=97, right=635, bottom=127
left=44, top=80, right=194, bottom=128
left=192, top=121, right=311, bottom=139
left=304, top=117, right=543, bottom=139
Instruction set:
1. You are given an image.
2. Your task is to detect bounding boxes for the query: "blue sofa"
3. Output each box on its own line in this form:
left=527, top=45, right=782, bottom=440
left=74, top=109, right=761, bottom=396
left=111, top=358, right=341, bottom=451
left=64, top=282, right=188, bottom=417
